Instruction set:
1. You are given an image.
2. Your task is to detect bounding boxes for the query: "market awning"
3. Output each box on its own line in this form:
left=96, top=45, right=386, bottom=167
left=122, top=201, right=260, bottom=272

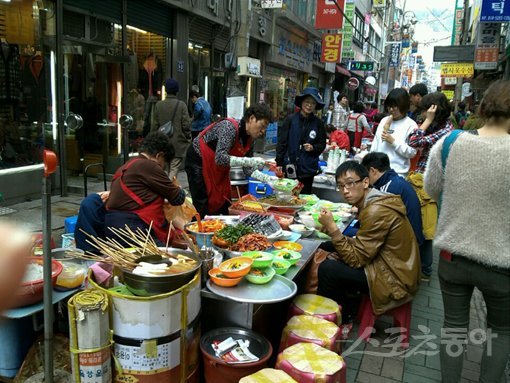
left=336, top=65, right=351, bottom=77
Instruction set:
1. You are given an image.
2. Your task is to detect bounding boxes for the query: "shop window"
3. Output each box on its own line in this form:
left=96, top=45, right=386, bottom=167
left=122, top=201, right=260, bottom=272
left=0, top=0, right=54, bottom=171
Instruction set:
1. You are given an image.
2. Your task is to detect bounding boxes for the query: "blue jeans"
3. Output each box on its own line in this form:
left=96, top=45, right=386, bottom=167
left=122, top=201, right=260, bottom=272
left=438, top=255, right=510, bottom=383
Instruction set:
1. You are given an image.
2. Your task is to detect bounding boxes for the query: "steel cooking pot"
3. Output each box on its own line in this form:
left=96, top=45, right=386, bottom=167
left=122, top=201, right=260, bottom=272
left=230, top=167, right=246, bottom=181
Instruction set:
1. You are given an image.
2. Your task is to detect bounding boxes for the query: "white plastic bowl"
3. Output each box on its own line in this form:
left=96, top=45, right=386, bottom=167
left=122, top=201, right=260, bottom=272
left=288, top=224, right=314, bottom=237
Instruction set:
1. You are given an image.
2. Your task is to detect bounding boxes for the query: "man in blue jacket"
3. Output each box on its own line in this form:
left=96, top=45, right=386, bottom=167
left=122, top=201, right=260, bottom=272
left=362, top=152, right=429, bottom=279
left=190, top=89, right=212, bottom=139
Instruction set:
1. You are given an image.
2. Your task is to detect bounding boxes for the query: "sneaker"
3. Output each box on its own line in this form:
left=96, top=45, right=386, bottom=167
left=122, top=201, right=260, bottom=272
left=421, top=272, right=431, bottom=282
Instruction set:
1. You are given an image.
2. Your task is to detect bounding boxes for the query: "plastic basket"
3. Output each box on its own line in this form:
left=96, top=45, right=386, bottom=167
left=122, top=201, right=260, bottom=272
left=61, top=233, right=76, bottom=248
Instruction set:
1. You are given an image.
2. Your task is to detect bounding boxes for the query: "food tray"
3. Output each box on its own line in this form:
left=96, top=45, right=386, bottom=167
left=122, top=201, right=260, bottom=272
left=206, top=274, right=297, bottom=304
left=240, top=213, right=282, bottom=236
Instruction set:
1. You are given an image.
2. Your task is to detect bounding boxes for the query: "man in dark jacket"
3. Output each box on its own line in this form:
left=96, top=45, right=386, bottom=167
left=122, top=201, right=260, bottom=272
left=318, top=160, right=420, bottom=323
left=155, top=78, right=191, bottom=180
left=361, top=152, right=424, bottom=246
left=276, top=87, right=327, bottom=194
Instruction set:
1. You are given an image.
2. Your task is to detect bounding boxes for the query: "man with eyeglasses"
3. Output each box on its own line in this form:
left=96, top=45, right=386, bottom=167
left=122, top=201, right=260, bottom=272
left=316, top=160, right=420, bottom=326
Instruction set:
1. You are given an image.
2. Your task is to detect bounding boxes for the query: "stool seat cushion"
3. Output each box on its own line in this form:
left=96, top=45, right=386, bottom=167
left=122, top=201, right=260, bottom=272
left=281, top=315, right=340, bottom=352
left=290, top=294, right=341, bottom=325
left=276, top=343, right=346, bottom=383
left=239, top=368, right=297, bottom=383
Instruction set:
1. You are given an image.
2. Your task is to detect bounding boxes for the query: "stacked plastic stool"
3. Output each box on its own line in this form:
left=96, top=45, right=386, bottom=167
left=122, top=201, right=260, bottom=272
left=356, top=295, right=413, bottom=348
left=276, top=343, right=347, bottom=383
left=280, top=315, right=341, bottom=353
left=288, top=294, right=342, bottom=326
left=239, top=368, right=297, bottom=383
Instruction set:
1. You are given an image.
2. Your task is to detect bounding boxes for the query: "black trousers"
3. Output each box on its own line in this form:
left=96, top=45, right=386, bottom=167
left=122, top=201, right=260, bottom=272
left=298, top=175, right=315, bottom=195
left=184, top=145, right=229, bottom=218
left=317, top=241, right=369, bottom=322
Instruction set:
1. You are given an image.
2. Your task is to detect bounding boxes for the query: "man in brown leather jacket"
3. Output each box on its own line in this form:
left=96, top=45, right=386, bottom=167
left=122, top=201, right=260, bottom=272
left=317, top=161, right=420, bottom=324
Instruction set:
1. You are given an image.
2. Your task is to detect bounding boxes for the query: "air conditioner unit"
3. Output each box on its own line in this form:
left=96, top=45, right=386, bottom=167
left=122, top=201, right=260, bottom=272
left=237, top=56, right=262, bottom=77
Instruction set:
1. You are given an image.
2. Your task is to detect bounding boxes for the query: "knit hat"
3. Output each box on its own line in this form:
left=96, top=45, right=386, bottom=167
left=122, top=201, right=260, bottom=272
left=165, top=78, right=179, bottom=94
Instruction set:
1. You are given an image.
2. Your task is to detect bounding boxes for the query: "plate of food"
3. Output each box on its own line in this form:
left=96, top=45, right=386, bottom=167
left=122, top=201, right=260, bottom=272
left=258, top=195, right=308, bottom=210
left=273, top=241, right=303, bottom=252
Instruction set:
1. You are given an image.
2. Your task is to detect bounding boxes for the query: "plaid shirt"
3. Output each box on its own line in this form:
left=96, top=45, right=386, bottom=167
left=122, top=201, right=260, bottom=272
left=407, top=120, right=453, bottom=173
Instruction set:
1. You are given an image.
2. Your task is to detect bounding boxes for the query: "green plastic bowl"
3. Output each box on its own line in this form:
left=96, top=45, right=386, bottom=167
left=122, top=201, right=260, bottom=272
left=271, top=249, right=302, bottom=266
left=271, top=258, right=291, bottom=275
left=242, top=251, right=274, bottom=268
left=245, top=267, right=276, bottom=285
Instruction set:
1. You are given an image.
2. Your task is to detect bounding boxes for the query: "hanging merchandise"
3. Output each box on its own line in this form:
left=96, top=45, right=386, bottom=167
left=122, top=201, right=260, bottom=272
left=68, top=290, right=113, bottom=383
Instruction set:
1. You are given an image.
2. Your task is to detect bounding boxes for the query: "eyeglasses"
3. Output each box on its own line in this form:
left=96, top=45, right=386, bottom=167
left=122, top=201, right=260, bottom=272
left=336, top=179, right=364, bottom=191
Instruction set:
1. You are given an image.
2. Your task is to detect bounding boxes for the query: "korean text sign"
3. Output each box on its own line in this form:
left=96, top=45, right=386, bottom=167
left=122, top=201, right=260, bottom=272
left=480, top=0, right=510, bottom=22
left=315, top=0, right=345, bottom=29
left=321, top=33, right=343, bottom=62
left=440, top=63, right=474, bottom=77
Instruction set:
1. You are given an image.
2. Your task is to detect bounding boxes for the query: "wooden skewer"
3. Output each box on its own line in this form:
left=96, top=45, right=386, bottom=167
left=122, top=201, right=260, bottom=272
left=165, top=221, right=173, bottom=253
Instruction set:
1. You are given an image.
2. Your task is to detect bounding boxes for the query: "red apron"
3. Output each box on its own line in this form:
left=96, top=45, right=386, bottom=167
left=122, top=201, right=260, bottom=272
left=348, top=114, right=363, bottom=149
left=199, top=118, right=253, bottom=214
left=111, top=158, right=169, bottom=242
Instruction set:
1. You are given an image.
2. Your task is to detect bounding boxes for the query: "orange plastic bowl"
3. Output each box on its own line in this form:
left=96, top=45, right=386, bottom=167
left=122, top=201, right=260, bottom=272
left=273, top=241, right=303, bottom=252
left=218, top=256, right=253, bottom=278
left=14, top=257, right=63, bottom=308
left=208, top=268, right=243, bottom=287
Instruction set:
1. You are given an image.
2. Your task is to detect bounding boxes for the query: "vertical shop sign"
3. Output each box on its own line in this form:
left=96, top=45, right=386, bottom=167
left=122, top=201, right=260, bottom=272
left=321, top=33, right=343, bottom=62
left=475, top=22, right=500, bottom=69
left=451, top=0, right=465, bottom=45
left=480, top=0, right=510, bottom=22
left=315, top=0, right=345, bottom=29
left=389, top=43, right=401, bottom=67
left=373, top=0, right=386, bottom=8
left=341, top=1, right=355, bottom=59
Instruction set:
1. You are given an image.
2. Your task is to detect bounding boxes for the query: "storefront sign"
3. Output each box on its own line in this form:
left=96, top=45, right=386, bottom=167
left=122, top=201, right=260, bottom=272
left=267, top=28, right=313, bottom=73
left=442, top=90, right=455, bottom=100
left=315, top=0, right=345, bottom=29
left=373, top=0, right=386, bottom=8
left=444, top=77, right=457, bottom=85
left=480, top=0, right=510, bottom=22
left=451, top=5, right=464, bottom=45
left=440, top=63, right=474, bottom=77
left=348, top=61, right=374, bottom=71
left=250, top=11, right=272, bottom=44
left=389, top=43, right=401, bottom=67
left=475, top=23, right=500, bottom=70
left=347, top=77, right=360, bottom=90
left=341, top=2, right=355, bottom=59
left=321, top=33, right=343, bottom=62
left=261, top=0, right=283, bottom=9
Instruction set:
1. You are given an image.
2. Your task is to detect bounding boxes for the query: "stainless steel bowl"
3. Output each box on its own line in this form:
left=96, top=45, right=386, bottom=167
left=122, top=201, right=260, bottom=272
left=121, top=248, right=201, bottom=296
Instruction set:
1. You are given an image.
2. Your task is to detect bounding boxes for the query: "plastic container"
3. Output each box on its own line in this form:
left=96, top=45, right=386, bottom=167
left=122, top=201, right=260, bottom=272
left=271, top=258, right=291, bottom=275
left=200, top=327, right=273, bottom=383
left=242, top=251, right=274, bottom=268
left=208, top=268, right=243, bottom=287
left=0, top=316, right=36, bottom=378
left=218, top=257, right=253, bottom=278
left=248, top=170, right=275, bottom=198
left=245, top=267, right=275, bottom=285
left=55, top=261, right=87, bottom=290
left=61, top=233, right=75, bottom=248
left=64, top=215, right=78, bottom=234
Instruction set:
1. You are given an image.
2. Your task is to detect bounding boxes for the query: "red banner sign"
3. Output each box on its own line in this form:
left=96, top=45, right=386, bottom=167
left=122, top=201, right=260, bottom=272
left=321, top=33, right=343, bottom=63
left=315, top=0, right=345, bottom=29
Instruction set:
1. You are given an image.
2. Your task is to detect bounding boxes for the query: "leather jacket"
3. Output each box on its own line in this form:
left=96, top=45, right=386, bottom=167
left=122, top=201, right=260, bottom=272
left=330, top=189, right=420, bottom=315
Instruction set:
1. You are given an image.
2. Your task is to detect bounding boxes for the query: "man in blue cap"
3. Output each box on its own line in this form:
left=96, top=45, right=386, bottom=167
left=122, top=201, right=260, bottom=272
left=276, top=87, right=327, bottom=194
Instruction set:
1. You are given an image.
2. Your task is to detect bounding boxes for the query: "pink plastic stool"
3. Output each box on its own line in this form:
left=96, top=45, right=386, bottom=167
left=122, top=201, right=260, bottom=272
left=288, top=294, right=342, bottom=326
left=280, top=315, right=341, bottom=353
left=276, top=343, right=347, bottom=383
left=356, top=295, right=412, bottom=349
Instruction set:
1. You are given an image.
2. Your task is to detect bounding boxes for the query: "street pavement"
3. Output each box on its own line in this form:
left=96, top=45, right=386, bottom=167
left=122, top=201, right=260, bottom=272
left=1, top=171, right=508, bottom=383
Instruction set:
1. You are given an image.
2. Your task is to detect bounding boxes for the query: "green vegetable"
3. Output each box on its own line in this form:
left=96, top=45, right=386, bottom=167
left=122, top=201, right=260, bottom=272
left=214, top=224, right=254, bottom=244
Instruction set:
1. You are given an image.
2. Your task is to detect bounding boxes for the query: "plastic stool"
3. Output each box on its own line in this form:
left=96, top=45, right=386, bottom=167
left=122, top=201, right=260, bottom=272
left=239, top=368, right=297, bottom=383
left=356, top=295, right=412, bottom=349
left=64, top=215, right=78, bottom=234
left=288, top=294, right=342, bottom=325
left=276, top=343, right=347, bottom=383
left=280, top=315, right=341, bottom=353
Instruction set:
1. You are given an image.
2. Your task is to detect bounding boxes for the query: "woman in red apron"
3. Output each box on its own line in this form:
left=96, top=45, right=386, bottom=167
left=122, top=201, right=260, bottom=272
left=347, top=101, right=371, bottom=152
left=105, top=132, right=186, bottom=245
left=184, top=104, right=272, bottom=218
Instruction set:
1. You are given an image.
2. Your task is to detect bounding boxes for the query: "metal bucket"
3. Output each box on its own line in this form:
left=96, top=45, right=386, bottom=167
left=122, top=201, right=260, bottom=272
left=89, top=270, right=201, bottom=383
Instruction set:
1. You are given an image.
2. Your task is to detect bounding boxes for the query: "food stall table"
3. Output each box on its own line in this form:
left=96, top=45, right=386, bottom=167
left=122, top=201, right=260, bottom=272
left=200, top=238, right=321, bottom=331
